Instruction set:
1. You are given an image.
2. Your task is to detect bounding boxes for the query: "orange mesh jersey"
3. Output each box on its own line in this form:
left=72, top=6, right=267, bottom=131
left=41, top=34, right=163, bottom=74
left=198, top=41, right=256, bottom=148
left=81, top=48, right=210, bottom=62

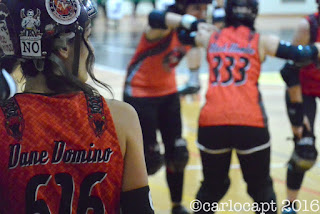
left=199, top=26, right=267, bottom=128
left=124, top=31, right=189, bottom=97
left=0, top=92, right=123, bottom=214
left=300, top=12, right=320, bottom=97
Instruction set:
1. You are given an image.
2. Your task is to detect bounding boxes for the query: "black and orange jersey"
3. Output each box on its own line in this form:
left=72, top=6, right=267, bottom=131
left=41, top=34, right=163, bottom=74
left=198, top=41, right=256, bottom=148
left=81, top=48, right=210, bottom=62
left=299, top=12, right=320, bottom=97
left=199, top=26, right=267, bottom=128
left=0, top=92, right=123, bottom=214
left=124, top=31, right=189, bottom=98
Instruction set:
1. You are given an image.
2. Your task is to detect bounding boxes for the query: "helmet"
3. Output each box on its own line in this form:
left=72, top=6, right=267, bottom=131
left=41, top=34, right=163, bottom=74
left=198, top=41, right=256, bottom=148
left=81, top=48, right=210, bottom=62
left=169, top=0, right=212, bottom=14
left=176, top=0, right=212, bottom=4
left=0, top=0, right=97, bottom=75
left=225, top=0, right=258, bottom=29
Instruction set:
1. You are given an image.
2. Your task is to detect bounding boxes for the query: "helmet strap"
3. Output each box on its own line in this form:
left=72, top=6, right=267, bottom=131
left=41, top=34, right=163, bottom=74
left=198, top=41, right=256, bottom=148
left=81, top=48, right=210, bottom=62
left=48, top=53, right=69, bottom=76
left=72, top=24, right=83, bottom=77
left=33, top=59, right=45, bottom=72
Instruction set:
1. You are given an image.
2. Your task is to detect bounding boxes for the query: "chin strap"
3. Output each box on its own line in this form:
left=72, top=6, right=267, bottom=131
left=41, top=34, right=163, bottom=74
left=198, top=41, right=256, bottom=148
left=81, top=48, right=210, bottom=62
left=72, top=24, right=84, bottom=77
left=48, top=53, right=69, bottom=77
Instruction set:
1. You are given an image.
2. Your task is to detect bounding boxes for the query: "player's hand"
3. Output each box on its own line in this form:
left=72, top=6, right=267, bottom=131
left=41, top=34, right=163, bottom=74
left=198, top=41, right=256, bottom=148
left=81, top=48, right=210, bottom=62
left=197, top=22, right=218, bottom=33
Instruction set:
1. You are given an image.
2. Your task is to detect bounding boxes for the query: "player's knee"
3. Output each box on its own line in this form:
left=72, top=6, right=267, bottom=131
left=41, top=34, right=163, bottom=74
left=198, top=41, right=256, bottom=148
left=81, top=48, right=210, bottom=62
left=280, top=62, right=300, bottom=87
left=289, top=135, right=318, bottom=173
left=144, top=143, right=164, bottom=175
left=196, top=177, right=230, bottom=204
left=247, top=176, right=276, bottom=203
left=166, top=138, right=189, bottom=172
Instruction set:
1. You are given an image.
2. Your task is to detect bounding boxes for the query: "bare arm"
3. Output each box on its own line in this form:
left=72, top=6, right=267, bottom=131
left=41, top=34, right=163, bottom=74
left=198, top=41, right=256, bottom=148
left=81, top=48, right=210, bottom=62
left=259, top=34, right=320, bottom=61
left=108, top=100, right=148, bottom=191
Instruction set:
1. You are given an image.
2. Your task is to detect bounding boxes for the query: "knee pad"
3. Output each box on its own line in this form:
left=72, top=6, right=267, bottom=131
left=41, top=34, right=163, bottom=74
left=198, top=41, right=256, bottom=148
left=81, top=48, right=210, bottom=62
left=280, top=62, right=300, bottom=87
left=289, top=135, right=318, bottom=172
left=166, top=138, right=189, bottom=172
left=144, top=143, right=164, bottom=175
left=196, top=177, right=230, bottom=204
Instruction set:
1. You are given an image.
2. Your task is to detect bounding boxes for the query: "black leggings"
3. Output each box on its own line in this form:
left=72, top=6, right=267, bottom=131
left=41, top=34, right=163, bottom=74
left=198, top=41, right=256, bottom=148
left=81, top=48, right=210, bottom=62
left=196, top=126, right=276, bottom=213
left=286, top=94, right=318, bottom=190
left=123, top=93, right=182, bottom=158
left=303, top=94, right=317, bottom=133
left=124, top=93, right=185, bottom=203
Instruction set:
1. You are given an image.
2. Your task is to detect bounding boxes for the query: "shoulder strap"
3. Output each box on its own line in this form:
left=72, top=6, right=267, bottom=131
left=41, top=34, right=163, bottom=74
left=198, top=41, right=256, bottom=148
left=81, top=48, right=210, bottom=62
left=308, top=14, right=318, bottom=43
left=85, top=94, right=107, bottom=138
left=0, top=97, right=25, bottom=141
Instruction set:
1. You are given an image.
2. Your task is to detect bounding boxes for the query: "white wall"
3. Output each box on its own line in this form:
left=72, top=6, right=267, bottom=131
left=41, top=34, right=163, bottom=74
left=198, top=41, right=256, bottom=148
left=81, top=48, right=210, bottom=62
left=259, top=0, right=317, bottom=15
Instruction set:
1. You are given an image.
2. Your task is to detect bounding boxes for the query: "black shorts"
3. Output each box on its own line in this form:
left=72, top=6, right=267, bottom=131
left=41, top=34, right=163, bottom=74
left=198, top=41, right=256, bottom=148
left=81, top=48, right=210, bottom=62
left=197, top=126, right=270, bottom=155
left=123, top=93, right=182, bottom=155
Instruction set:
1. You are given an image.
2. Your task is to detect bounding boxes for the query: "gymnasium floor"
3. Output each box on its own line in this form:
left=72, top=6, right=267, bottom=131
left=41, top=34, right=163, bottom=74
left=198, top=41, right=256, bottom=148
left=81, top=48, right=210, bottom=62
left=88, top=12, right=320, bottom=214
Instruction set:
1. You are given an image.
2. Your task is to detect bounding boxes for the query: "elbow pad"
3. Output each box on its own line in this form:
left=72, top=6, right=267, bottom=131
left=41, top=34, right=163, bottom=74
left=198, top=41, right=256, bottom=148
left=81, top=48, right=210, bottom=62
left=212, top=7, right=225, bottom=23
left=276, top=41, right=318, bottom=64
left=148, top=10, right=167, bottom=29
left=280, top=62, right=301, bottom=87
left=177, top=29, right=197, bottom=46
left=121, top=186, right=155, bottom=214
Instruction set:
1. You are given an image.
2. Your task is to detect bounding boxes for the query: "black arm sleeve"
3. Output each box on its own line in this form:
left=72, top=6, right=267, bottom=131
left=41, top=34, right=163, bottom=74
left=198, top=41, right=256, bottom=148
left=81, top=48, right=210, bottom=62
left=148, top=10, right=167, bottom=29
left=177, top=29, right=196, bottom=46
left=120, top=186, right=155, bottom=214
left=276, top=41, right=318, bottom=65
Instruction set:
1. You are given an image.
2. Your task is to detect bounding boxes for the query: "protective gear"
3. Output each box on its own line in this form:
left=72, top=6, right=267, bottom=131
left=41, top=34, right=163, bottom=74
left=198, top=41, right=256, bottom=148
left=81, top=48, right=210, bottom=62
left=225, top=0, right=258, bottom=30
left=280, top=62, right=300, bottom=87
left=177, top=29, right=197, bottom=46
left=145, top=143, right=165, bottom=175
left=166, top=138, right=189, bottom=172
left=120, top=186, right=155, bottom=214
left=0, top=0, right=97, bottom=76
left=175, top=0, right=212, bottom=6
left=276, top=41, right=319, bottom=65
left=285, top=91, right=303, bottom=127
left=178, top=68, right=201, bottom=95
left=0, top=69, right=16, bottom=101
left=169, top=0, right=212, bottom=15
left=212, top=6, right=226, bottom=23
left=148, top=10, right=168, bottom=29
left=180, top=14, right=197, bottom=30
left=288, top=134, right=318, bottom=172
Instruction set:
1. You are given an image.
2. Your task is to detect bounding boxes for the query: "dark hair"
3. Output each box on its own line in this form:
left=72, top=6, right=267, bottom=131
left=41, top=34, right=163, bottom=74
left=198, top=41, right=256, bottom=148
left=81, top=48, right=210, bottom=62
left=225, top=16, right=256, bottom=31
left=19, top=34, right=113, bottom=97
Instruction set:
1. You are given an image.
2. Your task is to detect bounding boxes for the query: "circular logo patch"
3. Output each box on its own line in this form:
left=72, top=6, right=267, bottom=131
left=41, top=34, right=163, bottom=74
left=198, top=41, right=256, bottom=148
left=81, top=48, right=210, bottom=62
left=46, top=0, right=81, bottom=25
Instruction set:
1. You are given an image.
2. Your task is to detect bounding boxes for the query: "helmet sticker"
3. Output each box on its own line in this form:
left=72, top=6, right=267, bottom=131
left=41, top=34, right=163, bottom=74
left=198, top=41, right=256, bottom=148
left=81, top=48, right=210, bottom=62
left=46, top=0, right=81, bottom=25
left=0, top=4, right=14, bottom=55
left=83, top=0, right=97, bottom=19
left=20, top=8, right=42, bottom=57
